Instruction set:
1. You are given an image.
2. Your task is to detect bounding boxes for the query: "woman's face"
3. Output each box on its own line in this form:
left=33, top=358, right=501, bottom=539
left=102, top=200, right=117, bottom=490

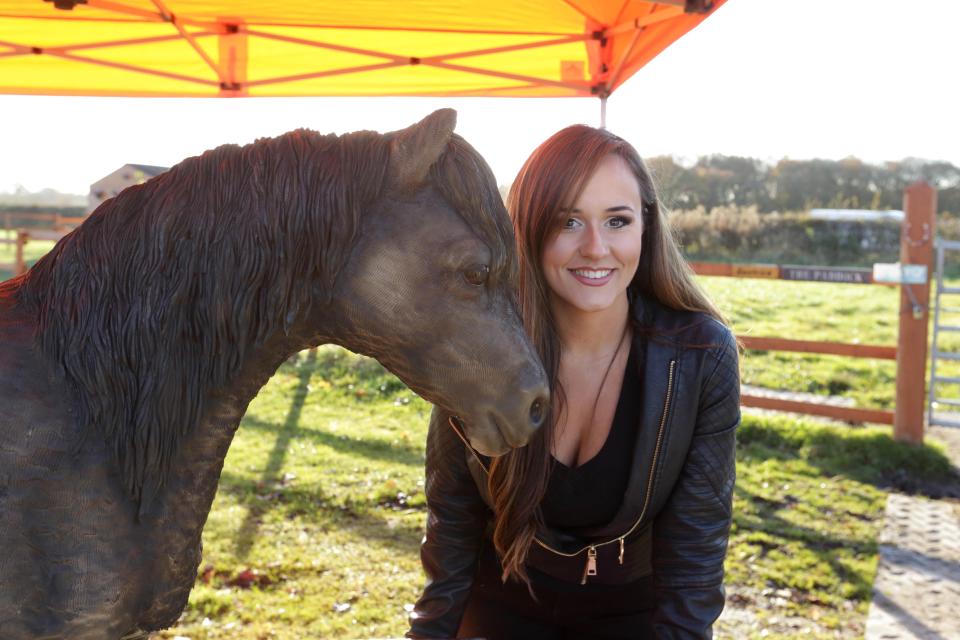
left=541, top=154, right=644, bottom=317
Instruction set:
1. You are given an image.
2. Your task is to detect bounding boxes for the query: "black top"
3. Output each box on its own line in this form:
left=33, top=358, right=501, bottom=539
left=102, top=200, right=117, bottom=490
left=541, top=345, right=640, bottom=531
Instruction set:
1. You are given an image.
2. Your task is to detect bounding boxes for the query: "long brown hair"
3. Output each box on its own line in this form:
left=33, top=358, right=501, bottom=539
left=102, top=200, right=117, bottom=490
left=489, top=124, right=723, bottom=584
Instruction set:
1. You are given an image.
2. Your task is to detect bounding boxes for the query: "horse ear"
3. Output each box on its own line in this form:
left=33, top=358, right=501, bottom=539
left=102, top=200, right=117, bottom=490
left=387, top=108, right=457, bottom=191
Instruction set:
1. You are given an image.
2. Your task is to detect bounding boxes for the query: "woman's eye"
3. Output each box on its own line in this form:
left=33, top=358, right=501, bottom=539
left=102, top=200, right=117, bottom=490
left=463, top=264, right=490, bottom=286
left=608, top=216, right=632, bottom=229
left=561, top=217, right=581, bottom=230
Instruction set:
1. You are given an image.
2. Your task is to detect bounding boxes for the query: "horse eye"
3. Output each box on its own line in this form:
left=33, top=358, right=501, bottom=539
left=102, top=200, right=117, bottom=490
left=464, top=264, right=490, bottom=286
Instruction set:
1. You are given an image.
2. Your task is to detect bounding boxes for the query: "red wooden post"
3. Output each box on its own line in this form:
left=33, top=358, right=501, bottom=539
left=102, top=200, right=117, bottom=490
left=15, top=230, right=27, bottom=276
left=894, top=181, right=937, bottom=444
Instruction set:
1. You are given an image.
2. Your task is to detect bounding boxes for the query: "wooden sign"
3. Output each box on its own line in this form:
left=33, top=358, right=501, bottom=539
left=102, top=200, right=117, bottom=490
left=780, top=265, right=873, bottom=284
left=731, top=264, right=780, bottom=279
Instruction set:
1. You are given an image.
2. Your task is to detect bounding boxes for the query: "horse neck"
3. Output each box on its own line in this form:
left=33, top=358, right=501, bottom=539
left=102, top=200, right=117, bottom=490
left=151, top=331, right=303, bottom=519
left=137, top=333, right=307, bottom=626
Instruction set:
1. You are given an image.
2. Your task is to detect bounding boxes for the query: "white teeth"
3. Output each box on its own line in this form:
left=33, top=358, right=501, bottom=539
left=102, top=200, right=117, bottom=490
left=573, top=268, right=612, bottom=279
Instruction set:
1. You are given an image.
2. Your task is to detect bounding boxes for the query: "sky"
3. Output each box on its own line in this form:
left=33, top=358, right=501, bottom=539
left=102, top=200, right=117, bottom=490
left=1, top=0, right=958, bottom=195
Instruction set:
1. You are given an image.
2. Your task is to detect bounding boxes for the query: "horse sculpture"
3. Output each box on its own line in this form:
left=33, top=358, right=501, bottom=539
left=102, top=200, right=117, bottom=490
left=0, top=109, right=548, bottom=639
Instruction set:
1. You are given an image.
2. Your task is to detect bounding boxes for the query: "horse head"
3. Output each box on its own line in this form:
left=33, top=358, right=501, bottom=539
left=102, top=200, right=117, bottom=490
left=322, top=110, right=548, bottom=456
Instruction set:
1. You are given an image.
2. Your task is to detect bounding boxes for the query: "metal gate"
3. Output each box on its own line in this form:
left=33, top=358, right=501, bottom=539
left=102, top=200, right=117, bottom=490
left=928, top=238, right=960, bottom=427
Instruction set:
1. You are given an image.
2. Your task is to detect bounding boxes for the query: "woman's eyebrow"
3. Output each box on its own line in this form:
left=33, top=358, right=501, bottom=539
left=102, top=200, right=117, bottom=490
left=562, top=204, right=636, bottom=214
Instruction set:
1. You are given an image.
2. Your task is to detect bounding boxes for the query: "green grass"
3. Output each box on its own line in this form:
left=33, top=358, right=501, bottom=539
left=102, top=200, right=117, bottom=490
left=700, top=276, right=960, bottom=410
left=158, top=348, right=433, bottom=640
left=155, top=347, right=956, bottom=640
left=719, top=414, right=955, bottom=639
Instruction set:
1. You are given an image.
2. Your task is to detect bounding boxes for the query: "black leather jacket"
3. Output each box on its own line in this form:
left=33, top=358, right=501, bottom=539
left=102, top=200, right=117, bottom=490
left=408, top=296, right=740, bottom=639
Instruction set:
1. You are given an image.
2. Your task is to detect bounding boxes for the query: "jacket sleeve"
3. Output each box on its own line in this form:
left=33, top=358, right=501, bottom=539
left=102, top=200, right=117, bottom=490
left=406, top=407, right=489, bottom=639
left=651, top=327, right=740, bottom=639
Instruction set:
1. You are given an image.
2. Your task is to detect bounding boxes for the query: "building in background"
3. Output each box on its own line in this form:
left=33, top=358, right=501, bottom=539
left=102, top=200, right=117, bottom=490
left=88, top=164, right=167, bottom=213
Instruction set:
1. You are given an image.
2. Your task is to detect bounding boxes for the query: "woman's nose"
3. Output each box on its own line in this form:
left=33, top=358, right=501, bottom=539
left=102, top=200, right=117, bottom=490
left=579, top=224, right=609, bottom=259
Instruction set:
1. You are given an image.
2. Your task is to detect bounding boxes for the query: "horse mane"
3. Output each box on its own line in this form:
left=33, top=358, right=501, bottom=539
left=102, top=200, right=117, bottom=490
left=18, top=128, right=390, bottom=511
left=15, top=126, right=514, bottom=514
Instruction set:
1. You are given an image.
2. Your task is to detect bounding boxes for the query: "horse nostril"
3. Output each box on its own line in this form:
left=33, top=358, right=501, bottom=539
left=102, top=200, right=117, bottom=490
left=529, top=397, right=547, bottom=427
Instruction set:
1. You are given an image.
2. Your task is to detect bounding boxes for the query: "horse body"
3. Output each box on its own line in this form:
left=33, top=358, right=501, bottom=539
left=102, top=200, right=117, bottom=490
left=2, top=319, right=252, bottom=637
left=1, top=241, right=311, bottom=639
left=1, top=295, right=142, bottom=638
left=0, top=110, right=548, bottom=638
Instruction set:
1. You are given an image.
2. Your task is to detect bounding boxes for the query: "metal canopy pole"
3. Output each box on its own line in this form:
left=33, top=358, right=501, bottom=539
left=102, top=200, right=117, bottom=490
left=600, top=95, right=607, bottom=129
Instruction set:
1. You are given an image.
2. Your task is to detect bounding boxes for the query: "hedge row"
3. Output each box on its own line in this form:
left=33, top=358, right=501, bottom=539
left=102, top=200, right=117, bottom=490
left=668, top=206, right=960, bottom=268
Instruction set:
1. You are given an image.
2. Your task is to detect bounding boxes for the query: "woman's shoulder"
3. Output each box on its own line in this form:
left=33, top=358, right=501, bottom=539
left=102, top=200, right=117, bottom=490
left=630, top=294, right=734, bottom=349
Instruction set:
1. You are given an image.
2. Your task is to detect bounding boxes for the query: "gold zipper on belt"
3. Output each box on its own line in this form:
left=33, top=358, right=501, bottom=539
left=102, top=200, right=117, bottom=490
left=449, top=359, right=677, bottom=584
left=581, top=546, right=598, bottom=583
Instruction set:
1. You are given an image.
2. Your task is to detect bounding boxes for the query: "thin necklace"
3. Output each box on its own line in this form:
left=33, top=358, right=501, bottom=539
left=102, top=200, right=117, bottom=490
left=556, top=321, right=631, bottom=462
left=587, top=322, right=631, bottom=432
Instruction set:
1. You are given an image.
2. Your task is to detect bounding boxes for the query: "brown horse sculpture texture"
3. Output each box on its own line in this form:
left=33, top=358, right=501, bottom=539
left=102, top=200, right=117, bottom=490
left=0, top=110, right=548, bottom=639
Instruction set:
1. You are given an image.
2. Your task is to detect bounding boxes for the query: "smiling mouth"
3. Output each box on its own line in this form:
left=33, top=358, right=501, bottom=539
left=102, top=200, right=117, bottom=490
left=569, top=268, right=616, bottom=286
left=571, top=268, right=613, bottom=279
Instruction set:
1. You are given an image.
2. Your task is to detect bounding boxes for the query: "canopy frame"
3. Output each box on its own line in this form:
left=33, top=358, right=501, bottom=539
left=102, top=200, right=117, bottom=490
left=3, top=0, right=723, bottom=98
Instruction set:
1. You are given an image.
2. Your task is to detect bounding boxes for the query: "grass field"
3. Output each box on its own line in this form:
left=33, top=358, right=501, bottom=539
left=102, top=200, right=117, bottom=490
left=152, top=346, right=955, bottom=640
left=701, top=276, right=960, bottom=410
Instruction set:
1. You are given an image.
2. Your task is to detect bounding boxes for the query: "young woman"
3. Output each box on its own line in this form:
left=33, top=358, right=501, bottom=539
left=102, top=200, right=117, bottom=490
left=407, top=125, right=740, bottom=640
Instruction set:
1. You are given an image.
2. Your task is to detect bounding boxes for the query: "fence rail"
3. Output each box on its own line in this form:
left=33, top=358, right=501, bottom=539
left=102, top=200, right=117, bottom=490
left=738, top=336, right=897, bottom=360
left=2, top=211, right=86, bottom=233
left=740, top=395, right=895, bottom=425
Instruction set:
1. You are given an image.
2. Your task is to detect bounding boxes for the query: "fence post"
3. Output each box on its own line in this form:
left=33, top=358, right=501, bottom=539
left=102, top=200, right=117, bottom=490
left=894, top=181, right=937, bottom=444
left=15, top=230, right=27, bottom=276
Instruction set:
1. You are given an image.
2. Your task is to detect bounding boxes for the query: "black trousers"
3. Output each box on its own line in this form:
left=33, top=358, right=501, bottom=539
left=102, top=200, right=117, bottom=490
left=457, top=544, right=655, bottom=640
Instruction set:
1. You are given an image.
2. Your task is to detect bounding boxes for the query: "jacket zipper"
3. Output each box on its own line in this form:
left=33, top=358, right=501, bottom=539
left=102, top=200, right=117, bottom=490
left=449, top=358, right=677, bottom=584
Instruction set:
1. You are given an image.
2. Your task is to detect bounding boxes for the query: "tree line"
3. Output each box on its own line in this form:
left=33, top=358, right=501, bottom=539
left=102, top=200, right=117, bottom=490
left=646, top=155, right=960, bottom=215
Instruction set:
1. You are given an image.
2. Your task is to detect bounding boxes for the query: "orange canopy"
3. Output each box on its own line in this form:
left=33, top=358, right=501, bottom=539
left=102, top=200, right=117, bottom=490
left=0, top=0, right=725, bottom=98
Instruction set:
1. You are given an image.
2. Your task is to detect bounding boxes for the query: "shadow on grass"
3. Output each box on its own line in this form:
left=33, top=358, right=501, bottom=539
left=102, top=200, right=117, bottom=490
left=732, top=484, right=876, bottom=600
left=229, top=350, right=424, bottom=559
left=240, top=415, right=424, bottom=467
left=218, top=470, right=422, bottom=557
left=232, top=349, right=317, bottom=560
left=738, top=414, right=960, bottom=498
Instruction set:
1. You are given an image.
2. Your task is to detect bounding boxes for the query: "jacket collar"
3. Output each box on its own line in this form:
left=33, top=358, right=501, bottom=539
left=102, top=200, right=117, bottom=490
left=462, top=293, right=705, bottom=551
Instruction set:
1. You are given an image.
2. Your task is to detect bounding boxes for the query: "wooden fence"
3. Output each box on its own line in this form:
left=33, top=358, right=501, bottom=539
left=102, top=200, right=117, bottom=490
left=690, top=182, right=937, bottom=444
left=0, top=231, right=15, bottom=276
left=0, top=211, right=85, bottom=276
left=5, top=229, right=71, bottom=275
left=1, top=210, right=86, bottom=233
